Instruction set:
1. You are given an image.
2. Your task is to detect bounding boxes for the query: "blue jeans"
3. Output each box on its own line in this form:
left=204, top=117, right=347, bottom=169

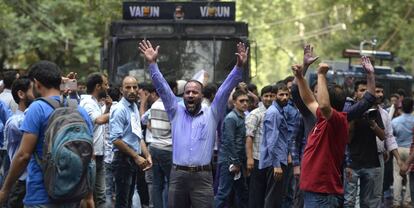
left=104, top=162, right=115, bottom=199
left=214, top=163, right=248, bottom=208
left=344, top=166, right=382, bottom=208
left=150, top=146, right=172, bottom=208
left=112, top=152, right=138, bottom=208
left=303, top=191, right=341, bottom=208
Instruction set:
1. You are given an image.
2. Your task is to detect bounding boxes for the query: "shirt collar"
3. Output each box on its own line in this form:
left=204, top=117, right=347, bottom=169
left=273, top=101, right=284, bottom=114
left=2, top=89, right=11, bottom=93
left=232, top=109, right=245, bottom=118
left=120, top=97, right=135, bottom=108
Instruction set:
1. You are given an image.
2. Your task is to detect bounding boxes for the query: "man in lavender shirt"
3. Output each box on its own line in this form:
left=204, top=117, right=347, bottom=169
left=139, top=40, right=248, bottom=208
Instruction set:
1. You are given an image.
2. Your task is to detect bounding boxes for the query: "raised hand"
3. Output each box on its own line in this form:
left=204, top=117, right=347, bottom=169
left=235, top=42, right=249, bottom=68
left=361, top=56, right=374, bottom=74
left=317, top=63, right=330, bottom=75
left=138, top=40, right=160, bottom=64
left=291, top=64, right=304, bottom=78
left=303, top=44, right=319, bottom=67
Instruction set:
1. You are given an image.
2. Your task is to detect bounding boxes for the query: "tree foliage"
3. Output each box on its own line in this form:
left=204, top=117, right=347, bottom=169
left=0, top=0, right=121, bottom=77
left=237, top=0, right=414, bottom=87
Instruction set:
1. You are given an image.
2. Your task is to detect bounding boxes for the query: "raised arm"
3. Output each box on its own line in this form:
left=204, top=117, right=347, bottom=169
left=362, top=56, right=375, bottom=97
left=292, top=45, right=319, bottom=116
left=292, top=64, right=318, bottom=117
left=211, top=42, right=247, bottom=118
left=139, top=40, right=178, bottom=119
left=315, top=63, right=332, bottom=119
left=344, top=56, right=376, bottom=121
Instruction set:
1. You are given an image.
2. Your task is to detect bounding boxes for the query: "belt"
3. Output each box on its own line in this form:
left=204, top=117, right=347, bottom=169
left=173, top=164, right=211, bottom=172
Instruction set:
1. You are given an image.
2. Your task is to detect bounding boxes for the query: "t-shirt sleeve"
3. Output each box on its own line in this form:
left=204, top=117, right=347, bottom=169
left=20, top=101, right=44, bottom=135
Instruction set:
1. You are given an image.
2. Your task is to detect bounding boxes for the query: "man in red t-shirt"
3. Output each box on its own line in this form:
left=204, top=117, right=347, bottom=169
left=292, top=62, right=348, bottom=207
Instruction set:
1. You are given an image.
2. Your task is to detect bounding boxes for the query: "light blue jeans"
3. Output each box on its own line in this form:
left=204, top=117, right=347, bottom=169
left=344, top=156, right=383, bottom=208
left=303, top=191, right=341, bottom=208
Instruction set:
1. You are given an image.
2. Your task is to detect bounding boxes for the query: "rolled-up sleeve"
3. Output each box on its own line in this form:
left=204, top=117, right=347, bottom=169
left=109, top=107, right=125, bottom=142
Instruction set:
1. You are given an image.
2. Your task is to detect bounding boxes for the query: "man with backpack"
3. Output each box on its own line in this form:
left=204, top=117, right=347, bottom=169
left=0, top=60, right=94, bottom=208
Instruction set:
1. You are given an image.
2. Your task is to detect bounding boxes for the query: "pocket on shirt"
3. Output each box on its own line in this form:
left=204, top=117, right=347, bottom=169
left=197, top=123, right=207, bottom=140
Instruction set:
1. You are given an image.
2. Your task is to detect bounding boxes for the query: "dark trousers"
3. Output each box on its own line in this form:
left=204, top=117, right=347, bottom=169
left=104, top=162, right=115, bottom=199
left=150, top=147, right=172, bottom=208
left=112, top=152, right=137, bottom=208
left=214, top=163, right=248, bottom=208
left=282, top=164, right=294, bottom=208
left=8, top=180, right=25, bottom=208
left=94, top=156, right=106, bottom=208
left=136, top=166, right=149, bottom=207
left=168, top=167, right=214, bottom=208
left=264, top=165, right=287, bottom=208
left=248, top=159, right=267, bottom=208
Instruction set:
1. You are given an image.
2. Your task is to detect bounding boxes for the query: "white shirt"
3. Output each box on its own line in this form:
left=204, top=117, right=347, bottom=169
left=0, top=89, right=17, bottom=113
left=377, top=106, right=398, bottom=153
left=80, top=95, right=106, bottom=156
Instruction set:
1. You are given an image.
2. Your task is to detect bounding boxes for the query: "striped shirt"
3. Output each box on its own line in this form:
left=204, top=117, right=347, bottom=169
left=150, top=98, right=172, bottom=151
left=245, top=104, right=266, bottom=160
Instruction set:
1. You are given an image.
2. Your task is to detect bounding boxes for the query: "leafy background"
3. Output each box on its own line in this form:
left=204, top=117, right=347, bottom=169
left=1, top=0, right=413, bottom=87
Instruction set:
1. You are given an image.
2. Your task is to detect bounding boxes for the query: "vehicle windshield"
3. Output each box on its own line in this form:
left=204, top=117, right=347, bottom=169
left=114, top=39, right=240, bottom=85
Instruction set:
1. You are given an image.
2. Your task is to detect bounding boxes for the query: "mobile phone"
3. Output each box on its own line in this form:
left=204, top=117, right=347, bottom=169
left=60, top=79, right=78, bottom=91
left=65, top=79, right=78, bottom=91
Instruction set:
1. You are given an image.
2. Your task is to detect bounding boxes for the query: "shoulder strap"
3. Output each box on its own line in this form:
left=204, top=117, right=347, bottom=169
left=66, top=99, right=78, bottom=108
left=37, top=97, right=62, bottom=109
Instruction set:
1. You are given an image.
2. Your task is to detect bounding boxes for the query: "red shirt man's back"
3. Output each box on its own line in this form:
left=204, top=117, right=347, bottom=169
left=300, top=108, right=348, bottom=194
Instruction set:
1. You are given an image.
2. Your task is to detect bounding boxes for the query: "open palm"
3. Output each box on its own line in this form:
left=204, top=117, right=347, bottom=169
left=303, top=45, right=319, bottom=67
left=138, top=40, right=159, bottom=64
left=361, top=56, right=374, bottom=73
left=236, top=42, right=249, bottom=67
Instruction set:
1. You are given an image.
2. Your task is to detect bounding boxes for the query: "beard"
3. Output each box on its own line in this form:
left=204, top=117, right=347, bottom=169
left=184, top=99, right=201, bottom=115
left=25, top=98, right=34, bottom=107
left=276, top=99, right=288, bottom=107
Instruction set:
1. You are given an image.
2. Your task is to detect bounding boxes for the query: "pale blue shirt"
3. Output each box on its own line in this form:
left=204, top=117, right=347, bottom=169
left=392, top=113, right=414, bottom=148
left=149, top=63, right=242, bottom=166
left=4, top=110, right=27, bottom=181
left=109, top=97, right=142, bottom=154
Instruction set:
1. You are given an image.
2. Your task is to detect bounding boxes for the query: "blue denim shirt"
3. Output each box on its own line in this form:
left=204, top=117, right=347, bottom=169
left=285, top=102, right=305, bottom=166
left=109, top=97, right=142, bottom=154
left=218, top=109, right=246, bottom=165
left=259, top=101, right=289, bottom=169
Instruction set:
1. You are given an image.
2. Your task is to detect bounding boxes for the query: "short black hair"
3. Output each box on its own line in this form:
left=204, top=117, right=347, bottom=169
left=354, top=79, right=367, bottom=92
left=86, top=72, right=103, bottom=94
left=167, top=80, right=177, bottom=91
left=328, top=84, right=346, bottom=112
left=284, top=76, right=294, bottom=85
left=402, top=97, right=413, bottom=113
left=397, top=88, right=406, bottom=97
left=11, top=77, right=31, bottom=104
left=247, top=83, right=257, bottom=92
left=390, top=93, right=399, bottom=99
left=139, top=82, right=155, bottom=93
left=232, top=89, right=248, bottom=101
left=3, top=71, right=18, bottom=89
left=273, top=83, right=289, bottom=94
left=203, top=83, right=217, bottom=99
left=108, top=86, right=121, bottom=102
left=28, top=61, right=62, bottom=90
left=261, top=85, right=273, bottom=96
left=376, top=82, right=384, bottom=89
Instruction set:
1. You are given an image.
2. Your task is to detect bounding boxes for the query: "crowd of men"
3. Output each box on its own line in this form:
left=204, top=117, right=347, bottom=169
left=0, top=40, right=411, bottom=208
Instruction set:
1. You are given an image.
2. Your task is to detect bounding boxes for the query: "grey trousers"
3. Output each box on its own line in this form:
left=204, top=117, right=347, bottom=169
left=167, top=167, right=214, bottom=208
